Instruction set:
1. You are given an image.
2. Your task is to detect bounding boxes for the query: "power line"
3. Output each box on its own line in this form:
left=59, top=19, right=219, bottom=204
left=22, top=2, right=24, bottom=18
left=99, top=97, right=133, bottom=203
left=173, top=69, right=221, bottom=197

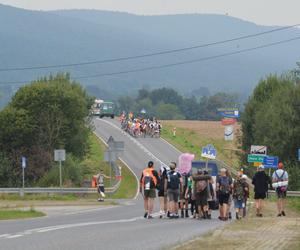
left=0, top=24, right=299, bottom=72
left=1, top=35, right=300, bottom=85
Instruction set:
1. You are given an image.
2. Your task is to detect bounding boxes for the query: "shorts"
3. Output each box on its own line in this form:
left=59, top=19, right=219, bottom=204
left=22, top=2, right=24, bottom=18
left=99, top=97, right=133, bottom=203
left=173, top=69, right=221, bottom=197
left=276, top=190, right=287, bottom=199
left=234, top=199, right=244, bottom=209
left=144, top=189, right=156, bottom=198
left=167, top=189, right=180, bottom=202
left=254, top=192, right=266, bottom=200
left=195, top=192, right=208, bottom=207
left=218, top=193, right=230, bottom=205
left=98, top=186, right=105, bottom=193
left=158, top=189, right=165, bottom=197
left=208, top=200, right=215, bottom=210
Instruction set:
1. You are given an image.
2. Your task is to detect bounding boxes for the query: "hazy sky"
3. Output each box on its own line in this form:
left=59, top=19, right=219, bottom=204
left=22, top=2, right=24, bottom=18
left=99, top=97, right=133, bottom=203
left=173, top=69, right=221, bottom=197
left=0, top=0, right=299, bottom=26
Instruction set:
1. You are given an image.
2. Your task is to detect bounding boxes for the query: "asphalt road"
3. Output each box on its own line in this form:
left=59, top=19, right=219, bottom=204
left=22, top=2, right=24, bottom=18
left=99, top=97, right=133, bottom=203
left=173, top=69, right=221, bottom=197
left=0, top=118, right=225, bottom=250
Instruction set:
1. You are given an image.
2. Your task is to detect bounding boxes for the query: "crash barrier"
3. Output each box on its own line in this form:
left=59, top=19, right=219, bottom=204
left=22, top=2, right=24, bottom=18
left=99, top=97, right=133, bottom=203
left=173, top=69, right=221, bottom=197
left=0, top=179, right=121, bottom=196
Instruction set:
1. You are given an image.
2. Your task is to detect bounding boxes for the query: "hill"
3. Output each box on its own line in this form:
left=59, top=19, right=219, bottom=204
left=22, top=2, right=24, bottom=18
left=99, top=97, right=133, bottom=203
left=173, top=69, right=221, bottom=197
left=1, top=4, right=300, bottom=107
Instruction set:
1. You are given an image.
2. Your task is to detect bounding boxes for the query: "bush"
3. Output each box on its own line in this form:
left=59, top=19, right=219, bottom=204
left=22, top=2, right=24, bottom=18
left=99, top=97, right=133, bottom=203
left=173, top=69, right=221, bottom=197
left=37, top=154, right=83, bottom=187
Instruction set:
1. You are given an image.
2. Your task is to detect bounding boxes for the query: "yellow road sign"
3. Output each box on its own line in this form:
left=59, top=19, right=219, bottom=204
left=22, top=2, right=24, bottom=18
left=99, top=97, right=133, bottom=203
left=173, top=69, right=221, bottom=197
left=253, top=162, right=261, bottom=167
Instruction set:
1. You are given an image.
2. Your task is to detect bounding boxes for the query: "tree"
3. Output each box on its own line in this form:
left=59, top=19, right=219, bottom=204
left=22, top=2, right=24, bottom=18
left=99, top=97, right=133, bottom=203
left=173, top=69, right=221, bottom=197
left=156, top=103, right=185, bottom=120
left=241, top=73, right=300, bottom=190
left=0, top=73, right=92, bottom=185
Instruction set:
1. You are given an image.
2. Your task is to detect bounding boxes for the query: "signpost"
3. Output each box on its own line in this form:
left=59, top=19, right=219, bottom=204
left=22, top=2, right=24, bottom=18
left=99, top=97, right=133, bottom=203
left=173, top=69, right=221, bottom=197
left=263, top=156, right=279, bottom=169
left=21, top=157, right=26, bottom=194
left=250, top=145, right=267, bottom=155
left=224, top=125, right=234, bottom=141
left=54, top=149, right=66, bottom=188
left=247, top=154, right=265, bottom=163
left=221, top=118, right=237, bottom=126
left=105, top=136, right=125, bottom=185
left=217, top=108, right=240, bottom=118
left=201, top=144, right=217, bottom=160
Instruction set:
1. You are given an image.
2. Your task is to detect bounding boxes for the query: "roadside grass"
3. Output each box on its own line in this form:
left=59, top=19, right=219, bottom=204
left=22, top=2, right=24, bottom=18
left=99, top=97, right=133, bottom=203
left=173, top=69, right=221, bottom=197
left=161, top=123, right=240, bottom=169
left=81, top=133, right=112, bottom=187
left=0, top=208, right=45, bottom=220
left=0, top=194, right=78, bottom=201
left=287, top=197, right=300, bottom=213
left=109, top=160, right=138, bottom=199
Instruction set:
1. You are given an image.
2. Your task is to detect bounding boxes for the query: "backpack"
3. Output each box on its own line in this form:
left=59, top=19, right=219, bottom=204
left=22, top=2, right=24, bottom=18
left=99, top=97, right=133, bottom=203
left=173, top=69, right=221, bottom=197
left=142, top=168, right=157, bottom=190
left=167, top=171, right=180, bottom=190
left=275, top=170, right=287, bottom=192
left=219, top=176, right=231, bottom=194
left=234, top=180, right=244, bottom=200
left=196, top=180, right=207, bottom=193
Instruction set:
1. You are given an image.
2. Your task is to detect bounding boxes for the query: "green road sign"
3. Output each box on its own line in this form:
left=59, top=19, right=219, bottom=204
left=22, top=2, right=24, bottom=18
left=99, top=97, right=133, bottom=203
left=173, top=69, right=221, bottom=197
left=247, top=154, right=265, bottom=163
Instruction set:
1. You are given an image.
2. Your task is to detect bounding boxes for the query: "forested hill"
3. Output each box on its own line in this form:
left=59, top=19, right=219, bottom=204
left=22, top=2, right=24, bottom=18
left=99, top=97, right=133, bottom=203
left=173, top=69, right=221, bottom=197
left=1, top=4, right=300, bottom=107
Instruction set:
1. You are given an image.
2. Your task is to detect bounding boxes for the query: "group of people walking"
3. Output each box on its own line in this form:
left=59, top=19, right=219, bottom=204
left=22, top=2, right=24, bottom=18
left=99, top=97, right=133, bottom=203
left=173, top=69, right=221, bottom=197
left=140, top=161, right=250, bottom=220
left=140, top=160, right=289, bottom=220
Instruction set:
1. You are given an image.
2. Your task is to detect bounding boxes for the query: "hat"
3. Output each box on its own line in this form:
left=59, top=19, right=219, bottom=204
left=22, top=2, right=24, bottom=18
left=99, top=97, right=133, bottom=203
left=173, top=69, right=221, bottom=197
left=258, top=165, right=264, bottom=170
left=220, top=168, right=227, bottom=172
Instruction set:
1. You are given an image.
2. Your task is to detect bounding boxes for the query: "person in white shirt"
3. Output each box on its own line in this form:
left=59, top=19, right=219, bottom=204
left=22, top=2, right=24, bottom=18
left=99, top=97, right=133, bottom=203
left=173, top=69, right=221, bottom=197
left=272, top=162, right=288, bottom=217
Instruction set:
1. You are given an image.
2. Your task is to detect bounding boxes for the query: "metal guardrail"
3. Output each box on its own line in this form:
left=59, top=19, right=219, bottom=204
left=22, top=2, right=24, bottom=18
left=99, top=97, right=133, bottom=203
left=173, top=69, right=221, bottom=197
left=0, top=180, right=121, bottom=195
left=268, top=190, right=300, bottom=197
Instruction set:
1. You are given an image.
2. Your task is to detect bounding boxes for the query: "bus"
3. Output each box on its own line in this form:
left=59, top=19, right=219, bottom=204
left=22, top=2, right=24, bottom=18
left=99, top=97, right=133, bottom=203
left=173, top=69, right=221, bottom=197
left=92, top=99, right=115, bottom=118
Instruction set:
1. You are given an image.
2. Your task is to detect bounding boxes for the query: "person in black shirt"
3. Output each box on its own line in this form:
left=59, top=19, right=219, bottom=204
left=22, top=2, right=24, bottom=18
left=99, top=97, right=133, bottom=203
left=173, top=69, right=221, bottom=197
left=252, top=165, right=271, bottom=217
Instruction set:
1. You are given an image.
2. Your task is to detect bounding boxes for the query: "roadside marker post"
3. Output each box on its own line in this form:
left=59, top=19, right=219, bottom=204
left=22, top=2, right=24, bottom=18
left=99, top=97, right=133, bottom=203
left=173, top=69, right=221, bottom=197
left=201, top=144, right=217, bottom=170
left=20, top=156, right=26, bottom=197
left=54, top=149, right=66, bottom=189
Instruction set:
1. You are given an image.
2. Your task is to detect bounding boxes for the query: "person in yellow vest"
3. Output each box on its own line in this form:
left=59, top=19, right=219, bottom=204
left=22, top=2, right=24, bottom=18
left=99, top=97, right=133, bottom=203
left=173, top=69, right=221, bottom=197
left=140, top=161, right=159, bottom=219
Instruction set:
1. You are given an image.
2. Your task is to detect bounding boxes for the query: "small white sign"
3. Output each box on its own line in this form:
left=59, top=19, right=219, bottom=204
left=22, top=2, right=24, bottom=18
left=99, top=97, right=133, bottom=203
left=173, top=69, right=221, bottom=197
left=21, top=157, right=26, bottom=169
left=224, top=125, right=234, bottom=141
left=250, top=145, right=267, bottom=155
left=54, top=149, right=66, bottom=161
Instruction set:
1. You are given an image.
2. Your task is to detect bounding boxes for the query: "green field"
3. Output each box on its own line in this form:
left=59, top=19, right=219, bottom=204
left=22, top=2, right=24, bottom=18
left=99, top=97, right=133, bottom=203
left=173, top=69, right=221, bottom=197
left=161, top=123, right=240, bottom=169
left=0, top=208, right=45, bottom=220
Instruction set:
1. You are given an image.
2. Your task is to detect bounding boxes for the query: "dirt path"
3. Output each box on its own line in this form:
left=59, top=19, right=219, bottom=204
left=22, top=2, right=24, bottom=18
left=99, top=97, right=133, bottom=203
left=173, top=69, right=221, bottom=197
left=175, top=201, right=300, bottom=250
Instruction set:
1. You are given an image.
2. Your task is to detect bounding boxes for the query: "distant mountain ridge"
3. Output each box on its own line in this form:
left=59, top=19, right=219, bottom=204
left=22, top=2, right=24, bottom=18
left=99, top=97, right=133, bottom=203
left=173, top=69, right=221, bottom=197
left=1, top=4, right=300, bottom=106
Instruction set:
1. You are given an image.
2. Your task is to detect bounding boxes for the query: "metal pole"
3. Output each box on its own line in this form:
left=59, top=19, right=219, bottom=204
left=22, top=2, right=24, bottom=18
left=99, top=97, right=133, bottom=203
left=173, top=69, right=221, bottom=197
left=205, top=159, right=208, bottom=171
left=22, top=167, right=25, bottom=189
left=59, top=160, right=62, bottom=188
left=109, top=161, right=112, bottom=187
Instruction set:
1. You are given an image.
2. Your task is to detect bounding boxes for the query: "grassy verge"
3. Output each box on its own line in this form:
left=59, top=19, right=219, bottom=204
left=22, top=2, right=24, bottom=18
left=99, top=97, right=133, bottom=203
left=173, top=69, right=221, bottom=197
left=0, top=208, right=45, bottom=220
left=81, top=133, right=112, bottom=187
left=288, top=197, right=300, bottom=213
left=161, top=123, right=240, bottom=169
left=110, top=161, right=138, bottom=199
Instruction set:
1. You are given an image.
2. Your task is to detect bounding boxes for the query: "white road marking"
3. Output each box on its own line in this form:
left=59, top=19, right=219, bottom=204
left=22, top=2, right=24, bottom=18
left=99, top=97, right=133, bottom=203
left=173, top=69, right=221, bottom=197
left=7, top=235, right=23, bottom=239
left=0, top=234, right=10, bottom=238
left=1, top=212, right=161, bottom=240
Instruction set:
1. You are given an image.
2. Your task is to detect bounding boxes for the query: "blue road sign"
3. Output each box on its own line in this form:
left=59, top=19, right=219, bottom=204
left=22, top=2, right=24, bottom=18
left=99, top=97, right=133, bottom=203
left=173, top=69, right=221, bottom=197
left=21, top=156, right=26, bottom=169
left=263, top=156, right=278, bottom=169
left=217, top=109, right=240, bottom=118
left=201, top=144, right=217, bottom=159
left=298, top=149, right=300, bottom=161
